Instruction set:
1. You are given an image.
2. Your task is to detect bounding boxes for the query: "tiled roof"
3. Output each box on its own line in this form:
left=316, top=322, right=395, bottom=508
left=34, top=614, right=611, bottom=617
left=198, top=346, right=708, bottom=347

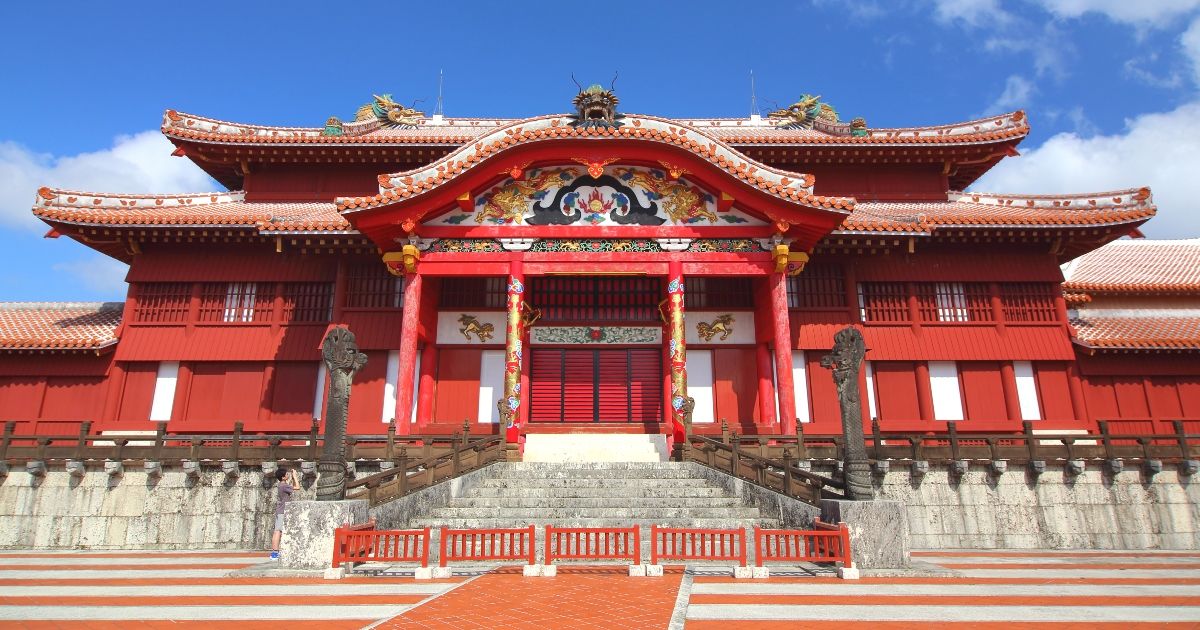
left=33, top=186, right=1155, bottom=236
left=0, top=302, right=122, bottom=351
left=338, top=115, right=853, bottom=214
left=1071, top=315, right=1200, bottom=351
left=1063, top=238, right=1200, bottom=293
left=840, top=188, right=1156, bottom=233
left=162, top=109, right=1028, bottom=148
left=33, top=188, right=349, bottom=233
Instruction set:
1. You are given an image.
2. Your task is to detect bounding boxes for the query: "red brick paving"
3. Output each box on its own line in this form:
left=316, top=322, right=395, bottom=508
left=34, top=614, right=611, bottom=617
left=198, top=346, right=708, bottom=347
left=376, top=566, right=685, bottom=630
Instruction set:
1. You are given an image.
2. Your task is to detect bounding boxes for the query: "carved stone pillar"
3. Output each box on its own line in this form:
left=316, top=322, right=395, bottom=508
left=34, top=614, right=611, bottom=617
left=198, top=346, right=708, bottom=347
left=501, top=261, right=526, bottom=443
left=820, top=326, right=874, bottom=501
left=666, top=261, right=692, bottom=440
left=316, top=326, right=368, bottom=501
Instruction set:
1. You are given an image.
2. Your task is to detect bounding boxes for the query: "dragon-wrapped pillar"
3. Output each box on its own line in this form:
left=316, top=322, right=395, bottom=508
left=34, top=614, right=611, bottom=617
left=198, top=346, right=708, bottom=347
left=316, top=326, right=368, bottom=501
left=666, top=261, right=692, bottom=441
left=820, top=327, right=874, bottom=501
left=500, top=261, right=527, bottom=443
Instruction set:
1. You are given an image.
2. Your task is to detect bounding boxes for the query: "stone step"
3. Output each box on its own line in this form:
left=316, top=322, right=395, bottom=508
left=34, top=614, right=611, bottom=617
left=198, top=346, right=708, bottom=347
left=463, top=486, right=732, bottom=499
left=427, top=507, right=762, bottom=519
left=474, top=478, right=717, bottom=489
left=451, top=497, right=745, bottom=509
left=411, top=517, right=778, bottom=528
left=522, top=434, right=669, bottom=463
left=486, top=468, right=706, bottom=479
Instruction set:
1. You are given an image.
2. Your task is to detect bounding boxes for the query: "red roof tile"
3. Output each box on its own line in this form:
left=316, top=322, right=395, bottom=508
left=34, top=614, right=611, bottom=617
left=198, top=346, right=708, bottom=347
left=1063, top=238, right=1200, bottom=293
left=0, top=303, right=122, bottom=351
left=1071, top=315, right=1200, bottom=351
left=842, top=188, right=1155, bottom=233
left=163, top=109, right=1028, bottom=148
left=33, top=188, right=349, bottom=233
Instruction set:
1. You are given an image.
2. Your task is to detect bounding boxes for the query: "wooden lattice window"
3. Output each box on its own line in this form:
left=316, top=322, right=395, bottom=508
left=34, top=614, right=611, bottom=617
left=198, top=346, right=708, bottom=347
left=857, top=283, right=909, bottom=322
left=281, top=283, right=334, bottom=323
left=916, top=282, right=991, bottom=323
left=132, top=283, right=191, bottom=323
left=440, top=277, right=506, bottom=308
left=686, top=278, right=754, bottom=309
left=198, top=282, right=273, bottom=323
left=346, top=264, right=404, bottom=309
left=787, top=264, right=847, bottom=309
left=1000, top=283, right=1058, bottom=322
left=529, top=277, right=660, bottom=323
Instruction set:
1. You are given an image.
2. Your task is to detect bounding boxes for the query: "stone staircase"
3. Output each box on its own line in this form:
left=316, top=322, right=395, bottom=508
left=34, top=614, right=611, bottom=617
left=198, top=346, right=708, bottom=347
left=407, top=462, right=779, bottom=530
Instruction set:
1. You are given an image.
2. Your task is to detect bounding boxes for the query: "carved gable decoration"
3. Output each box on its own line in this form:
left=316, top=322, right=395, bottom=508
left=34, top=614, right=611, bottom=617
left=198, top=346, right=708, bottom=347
left=426, top=166, right=765, bottom=228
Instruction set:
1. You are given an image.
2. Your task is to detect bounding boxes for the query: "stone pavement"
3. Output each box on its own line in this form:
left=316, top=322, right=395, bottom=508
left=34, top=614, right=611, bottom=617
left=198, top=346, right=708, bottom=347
left=2, top=549, right=1200, bottom=628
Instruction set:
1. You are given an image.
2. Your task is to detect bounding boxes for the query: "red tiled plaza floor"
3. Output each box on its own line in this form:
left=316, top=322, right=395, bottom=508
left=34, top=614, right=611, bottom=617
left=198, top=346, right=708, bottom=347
left=375, top=566, right=685, bottom=630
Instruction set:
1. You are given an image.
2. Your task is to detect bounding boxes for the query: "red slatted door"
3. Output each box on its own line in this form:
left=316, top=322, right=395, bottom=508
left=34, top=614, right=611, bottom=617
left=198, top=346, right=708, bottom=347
left=529, top=348, right=661, bottom=423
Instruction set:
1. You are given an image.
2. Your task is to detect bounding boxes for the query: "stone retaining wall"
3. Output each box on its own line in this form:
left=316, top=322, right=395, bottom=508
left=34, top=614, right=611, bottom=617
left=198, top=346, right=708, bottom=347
left=2, top=460, right=1198, bottom=550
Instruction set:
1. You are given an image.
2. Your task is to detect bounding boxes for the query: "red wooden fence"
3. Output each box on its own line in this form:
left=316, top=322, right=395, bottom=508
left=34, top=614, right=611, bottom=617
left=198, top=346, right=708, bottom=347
left=650, top=525, right=747, bottom=566
left=545, top=526, right=641, bottom=565
left=331, top=520, right=430, bottom=569
left=439, top=525, right=536, bottom=567
left=754, top=520, right=851, bottom=567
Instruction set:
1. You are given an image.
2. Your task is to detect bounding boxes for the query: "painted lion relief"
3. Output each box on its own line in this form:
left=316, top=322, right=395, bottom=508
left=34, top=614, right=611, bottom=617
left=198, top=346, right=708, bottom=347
left=458, top=314, right=495, bottom=342
left=427, top=166, right=764, bottom=228
left=696, top=314, right=736, bottom=342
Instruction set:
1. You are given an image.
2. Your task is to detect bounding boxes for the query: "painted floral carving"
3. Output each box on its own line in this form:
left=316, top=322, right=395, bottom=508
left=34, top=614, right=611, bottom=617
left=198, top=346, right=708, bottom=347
left=531, top=327, right=660, bottom=345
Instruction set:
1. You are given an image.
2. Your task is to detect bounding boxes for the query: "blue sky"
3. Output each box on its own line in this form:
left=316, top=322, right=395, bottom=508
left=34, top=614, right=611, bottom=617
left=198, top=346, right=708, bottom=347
left=2, top=0, right=1199, bottom=301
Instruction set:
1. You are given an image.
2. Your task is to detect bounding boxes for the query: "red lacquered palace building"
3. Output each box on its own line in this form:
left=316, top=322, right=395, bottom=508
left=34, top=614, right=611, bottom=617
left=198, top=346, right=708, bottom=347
left=2, top=90, right=1195, bottom=444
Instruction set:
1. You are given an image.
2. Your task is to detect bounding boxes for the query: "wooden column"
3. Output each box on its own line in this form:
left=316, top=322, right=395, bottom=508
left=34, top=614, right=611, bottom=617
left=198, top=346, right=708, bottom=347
left=332, top=259, right=348, bottom=323
left=666, top=260, right=689, bottom=440
left=100, top=362, right=127, bottom=429
left=756, top=342, right=777, bottom=428
left=502, top=261, right=526, bottom=443
left=769, top=273, right=797, bottom=435
left=915, top=361, right=935, bottom=422
left=1068, top=363, right=1090, bottom=428
left=415, top=343, right=437, bottom=427
left=1000, top=361, right=1022, bottom=421
left=395, top=273, right=423, bottom=436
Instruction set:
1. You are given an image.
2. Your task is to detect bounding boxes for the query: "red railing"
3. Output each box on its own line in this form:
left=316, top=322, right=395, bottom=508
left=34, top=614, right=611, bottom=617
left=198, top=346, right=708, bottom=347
left=650, top=525, right=747, bottom=567
left=545, top=526, right=641, bottom=565
left=439, top=525, right=536, bottom=567
left=754, top=520, right=851, bottom=567
left=331, top=519, right=430, bottom=569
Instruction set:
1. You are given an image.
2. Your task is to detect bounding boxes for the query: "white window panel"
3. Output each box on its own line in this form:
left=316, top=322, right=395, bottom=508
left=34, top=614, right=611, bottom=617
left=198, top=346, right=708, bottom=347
left=1013, top=361, right=1042, bottom=420
left=477, top=350, right=505, bottom=423
left=687, top=350, right=715, bottom=423
left=928, top=361, right=964, bottom=421
left=148, top=361, right=179, bottom=421
left=792, top=350, right=810, bottom=423
left=382, top=350, right=400, bottom=422
left=410, top=351, right=421, bottom=423
left=312, top=362, right=327, bottom=421
left=865, top=361, right=878, bottom=420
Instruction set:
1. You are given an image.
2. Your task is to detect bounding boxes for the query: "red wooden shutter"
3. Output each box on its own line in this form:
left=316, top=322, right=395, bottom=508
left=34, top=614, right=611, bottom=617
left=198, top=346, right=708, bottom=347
left=529, top=349, right=564, bottom=423
left=561, top=350, right=595, bottom=423
left=627, top=349, right=662, bottom=423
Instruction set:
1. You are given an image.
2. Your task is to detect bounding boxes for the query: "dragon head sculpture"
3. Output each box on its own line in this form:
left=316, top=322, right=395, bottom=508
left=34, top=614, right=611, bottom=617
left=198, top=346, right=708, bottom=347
left=570, top=76, right=623, bottom=129
left=353, top=94, right=425, bottom=129
left=768, top=94, right=840, bottom=130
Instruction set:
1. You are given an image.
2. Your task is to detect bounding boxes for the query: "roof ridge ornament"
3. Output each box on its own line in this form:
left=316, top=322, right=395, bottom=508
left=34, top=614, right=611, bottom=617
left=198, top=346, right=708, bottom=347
left=322, top=94, right=426, bottom=135
left=768, top=94, right=868, bottom=137
left=569, top=74, right=624, bottom=130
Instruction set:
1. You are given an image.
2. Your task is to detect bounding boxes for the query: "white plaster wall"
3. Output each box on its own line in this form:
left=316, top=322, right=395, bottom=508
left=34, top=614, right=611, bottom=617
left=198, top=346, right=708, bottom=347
left=148, top=362, right=179, bottom=421
left=686, top=349, right=715, bottom=424
left=929, top=361, right=964, bottom=421
left=477, top=350, right=505, bottom=424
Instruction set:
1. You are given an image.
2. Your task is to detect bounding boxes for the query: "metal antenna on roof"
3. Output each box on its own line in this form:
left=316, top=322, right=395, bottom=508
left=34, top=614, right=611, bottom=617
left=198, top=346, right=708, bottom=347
left=571, top=74, right=583, bottom=91
left=609, top=71, right=618, bottom=92
left=750, top=69, right=759, bottom=118
left=435, top=69, right=444, bottom=116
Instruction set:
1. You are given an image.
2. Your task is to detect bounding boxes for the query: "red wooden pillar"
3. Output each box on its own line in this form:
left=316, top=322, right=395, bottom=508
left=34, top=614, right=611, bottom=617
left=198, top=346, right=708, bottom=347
left=100, top=362, right=127, bottom=430
left=396, top=272, right=423, bottom=435
left=915, top=361, right=935, bottom=422
left=416, top=343, right=437, bottom=427
left=769, top=273, right=797, bottom=435
left=999, top=361, right=1022, bottom=421
left=332, top=259, right=348, bottom=323
left=503, top=261, right=526, bottom=442
left=1067, top=363, right=1091, bottom=429
left=755, top=342, right=777, bottom=428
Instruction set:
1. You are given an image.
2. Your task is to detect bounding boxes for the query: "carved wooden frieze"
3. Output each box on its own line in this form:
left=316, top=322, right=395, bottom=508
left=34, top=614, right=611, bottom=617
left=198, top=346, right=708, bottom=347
left=530, top=326, right=661, bottom=345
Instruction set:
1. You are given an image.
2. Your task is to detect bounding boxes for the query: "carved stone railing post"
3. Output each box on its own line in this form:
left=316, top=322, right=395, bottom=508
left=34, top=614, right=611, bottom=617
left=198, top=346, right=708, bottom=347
left=820, top=327, right=873, bottom=500
left=316, top=326, right=368, bottom=501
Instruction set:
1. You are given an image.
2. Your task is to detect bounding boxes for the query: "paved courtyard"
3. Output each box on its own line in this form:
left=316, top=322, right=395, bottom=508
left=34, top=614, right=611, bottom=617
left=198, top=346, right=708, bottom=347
left=0, top=549, right=1198, bottom=628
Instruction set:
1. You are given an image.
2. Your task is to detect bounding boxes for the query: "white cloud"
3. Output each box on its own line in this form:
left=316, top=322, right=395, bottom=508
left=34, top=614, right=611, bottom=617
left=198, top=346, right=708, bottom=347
left=0, top=131, right=216, bottom=295
left=982, top=75, right=1036, bottom=115
left=1033, top=0, right=1200, bottom=27
left=932, top=0, right=1013, bottom=27
left=51, top=257, right=131, bottom=295
left=0, top=131, right=215, bottom=231
left=1185, top=17, right=1200, bottom=86
left=973, top=101, right=1200, bottom=238
left=1122, top=54, right=1184, bottom=89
